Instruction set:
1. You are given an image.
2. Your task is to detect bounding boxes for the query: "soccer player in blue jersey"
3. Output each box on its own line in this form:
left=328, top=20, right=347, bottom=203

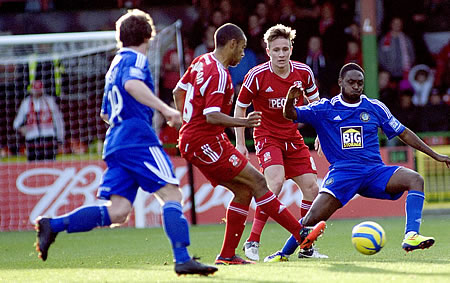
left=265, top=63, right=450, bottom=262
left=34, top=9, right=217, bottom=276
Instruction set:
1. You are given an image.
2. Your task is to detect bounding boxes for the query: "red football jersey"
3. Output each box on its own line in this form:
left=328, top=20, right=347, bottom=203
left=177, top=52, right=235, bottom=141
left=237, top=60, right=319, bottom=141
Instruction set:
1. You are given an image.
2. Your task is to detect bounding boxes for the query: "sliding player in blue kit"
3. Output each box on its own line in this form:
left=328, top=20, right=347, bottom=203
left=265, top=63, right=450, bottom=262
left=34, top=9, right=217, bottom=276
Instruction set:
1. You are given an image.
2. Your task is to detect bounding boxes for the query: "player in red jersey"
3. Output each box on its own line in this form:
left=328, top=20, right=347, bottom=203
left=235, top=24, right=327, bottom=261
left=173, top=23, right=326, bottom=265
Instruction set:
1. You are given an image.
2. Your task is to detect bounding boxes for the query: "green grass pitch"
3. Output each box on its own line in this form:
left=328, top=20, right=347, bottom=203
left=1, top=216, right=449, bottom=282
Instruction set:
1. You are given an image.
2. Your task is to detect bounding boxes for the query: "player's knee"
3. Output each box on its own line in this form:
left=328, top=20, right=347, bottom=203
left=407, top=173, right=424, bottom=191
left=268, top=180, right=284, bottom=195
left=156, top=184, right=182, bottom=203
left=254, top=174, right=269, bottom=192
left=108, top=201, right=132, bottom=224
left=109, top=208, right=131, bottom=224
left=301, top=182, right=319, bottom=199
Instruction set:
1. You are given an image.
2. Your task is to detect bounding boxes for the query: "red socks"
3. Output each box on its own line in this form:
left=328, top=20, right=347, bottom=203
left=219, top=202, right=249, bottom=258
left=247, top=207, right=269, bottom=242
left=255, top=191, right=302, bottom=243
left=301, top=200, right=313, bottom=218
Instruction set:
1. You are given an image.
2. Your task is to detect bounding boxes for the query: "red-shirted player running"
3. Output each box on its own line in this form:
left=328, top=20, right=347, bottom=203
left=235, top=24, right=327, bottom=261
left=173, top=23, right=326, bottom=265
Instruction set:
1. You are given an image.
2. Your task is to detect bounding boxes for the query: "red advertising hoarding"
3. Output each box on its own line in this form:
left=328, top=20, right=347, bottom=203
left=0, top=147, right=414, bottom=231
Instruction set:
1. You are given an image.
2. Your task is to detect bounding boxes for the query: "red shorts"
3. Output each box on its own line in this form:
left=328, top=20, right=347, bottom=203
left=255, top=136, right=317, bottom=179
left=179, top=133, right=248, bottom=186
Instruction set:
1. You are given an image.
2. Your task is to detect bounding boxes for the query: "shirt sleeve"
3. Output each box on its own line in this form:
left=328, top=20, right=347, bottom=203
left=176, top=64, right=193, bottom=91
left=293, top=104, right=317, bottom=125
left=374, top=100, right=406, bottom=139
left=304, top=65, right=319, bottom=100
left=237, top=71, right=258, bottom=107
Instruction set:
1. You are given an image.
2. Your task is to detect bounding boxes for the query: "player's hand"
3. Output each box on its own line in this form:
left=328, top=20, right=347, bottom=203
left=236, top=144, right=250, bottom=160
left=314, top=136, right=323, bottom=157
left=435, top=153, right=450, bottom=168
left=287, top=83, right=304, bottom=100
left=246, top=111, right=262, bottom=128
left=163, top=107, right=182, bottom=129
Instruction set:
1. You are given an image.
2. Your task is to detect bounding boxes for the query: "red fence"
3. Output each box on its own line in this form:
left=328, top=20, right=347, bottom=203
left=0, top=147, right=414, bottom=231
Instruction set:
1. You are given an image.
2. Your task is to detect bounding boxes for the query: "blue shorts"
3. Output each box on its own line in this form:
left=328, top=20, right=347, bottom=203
left=97, top=146, right=179, bottom=204
left=320, top=164, right=403, bottom=206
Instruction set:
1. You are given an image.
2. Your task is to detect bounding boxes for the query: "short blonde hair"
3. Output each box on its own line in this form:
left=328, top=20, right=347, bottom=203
left=263, top=24, right=296, bottom=48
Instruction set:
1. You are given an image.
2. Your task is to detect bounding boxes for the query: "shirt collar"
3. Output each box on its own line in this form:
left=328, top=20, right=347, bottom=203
left=209, top=52, right=226, bottom=70
left=338, top=93, right=362, bottom=107
left=269, top=60, right=294, bottom=73
left=119, top=47, right=146, bottom=57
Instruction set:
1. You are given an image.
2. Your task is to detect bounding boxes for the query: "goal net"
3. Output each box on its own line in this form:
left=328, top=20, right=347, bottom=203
left=0, top=21, right=183, bottom=231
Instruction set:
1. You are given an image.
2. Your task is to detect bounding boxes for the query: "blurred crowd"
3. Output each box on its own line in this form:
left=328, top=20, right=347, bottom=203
left=1, top=0, right=449, bottom=159
left=158, top=0, right=450, bottom=152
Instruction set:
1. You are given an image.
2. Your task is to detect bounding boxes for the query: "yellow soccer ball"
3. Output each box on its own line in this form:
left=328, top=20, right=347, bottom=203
left=351, top=221, right=386, bottom=255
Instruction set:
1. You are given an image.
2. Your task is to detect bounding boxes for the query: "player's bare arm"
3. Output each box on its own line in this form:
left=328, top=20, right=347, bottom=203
left=172, top=86, right=186, bottom=113
left=398, top=128, right=450, bottom=168
left=234, top=104, right=250, bottom=158
left=125, top=79, right=182, bottom=128
left=283, top=85, right=303, bottom=120
left=206, top=111, right=262, bottom=128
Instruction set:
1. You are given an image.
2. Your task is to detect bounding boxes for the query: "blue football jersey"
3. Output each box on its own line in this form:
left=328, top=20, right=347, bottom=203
left=294, top=94, right=405, bottom=168
left=101, top=48, right=160, bottom=158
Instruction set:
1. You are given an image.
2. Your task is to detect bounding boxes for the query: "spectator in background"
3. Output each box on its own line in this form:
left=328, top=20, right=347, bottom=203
left=434, top=40, right=450, bottom=93
left=218, top=0, right=232, bottom=23
left=246, top=14, right=265, bottom=58
left=344, top=22, right=361, bottom=42
left=304, top=35, right=336, bottom=97
left=378, top=69, right=398, bottom=112
left=319, top=2, right=346, bottom=63
left=420, top=88, right=449, bottom=132
left=194, top=25, right=216, bottom=58
left=13, top=80, right=64, bottom=161
left=378, top=17, right=415, bottom=81
left=344, top=40, right=362, bottom=66
left=160, top=41, right=194, bottom=104
left=394, top=86, right=419, bottom=133
left=254, top=1, right=270, bottom=30
left=408, top=64, right=435, bottom=107
left=210, top=9, right=225, bottom=28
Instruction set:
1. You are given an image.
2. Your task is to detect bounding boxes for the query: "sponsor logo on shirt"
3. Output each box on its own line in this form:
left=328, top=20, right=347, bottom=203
left=268, top=97, right=286, bottom=109
left=333, top=115, right=342, bottom=121
left=388, top=117, right=402, bottom=131
left=340, top=126, right=363, bottom=149
left=265, top=86, right=274, bottom=92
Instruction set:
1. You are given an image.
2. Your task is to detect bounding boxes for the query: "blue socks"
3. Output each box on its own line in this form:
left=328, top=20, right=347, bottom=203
left=405, top=190, right=425, bottom=234
left=162, top=201, right=191, bottom=264
left=281, top=234, right=298, bottom=255
left=281, top=218, right=303, bottom=255
left=50, top=205, right=111, bottom=233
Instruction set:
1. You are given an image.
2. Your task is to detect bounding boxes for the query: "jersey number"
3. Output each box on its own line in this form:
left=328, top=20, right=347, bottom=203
left=183, top=84, right=195, bottom=123
left=107, top=85, right=123, bottom=126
